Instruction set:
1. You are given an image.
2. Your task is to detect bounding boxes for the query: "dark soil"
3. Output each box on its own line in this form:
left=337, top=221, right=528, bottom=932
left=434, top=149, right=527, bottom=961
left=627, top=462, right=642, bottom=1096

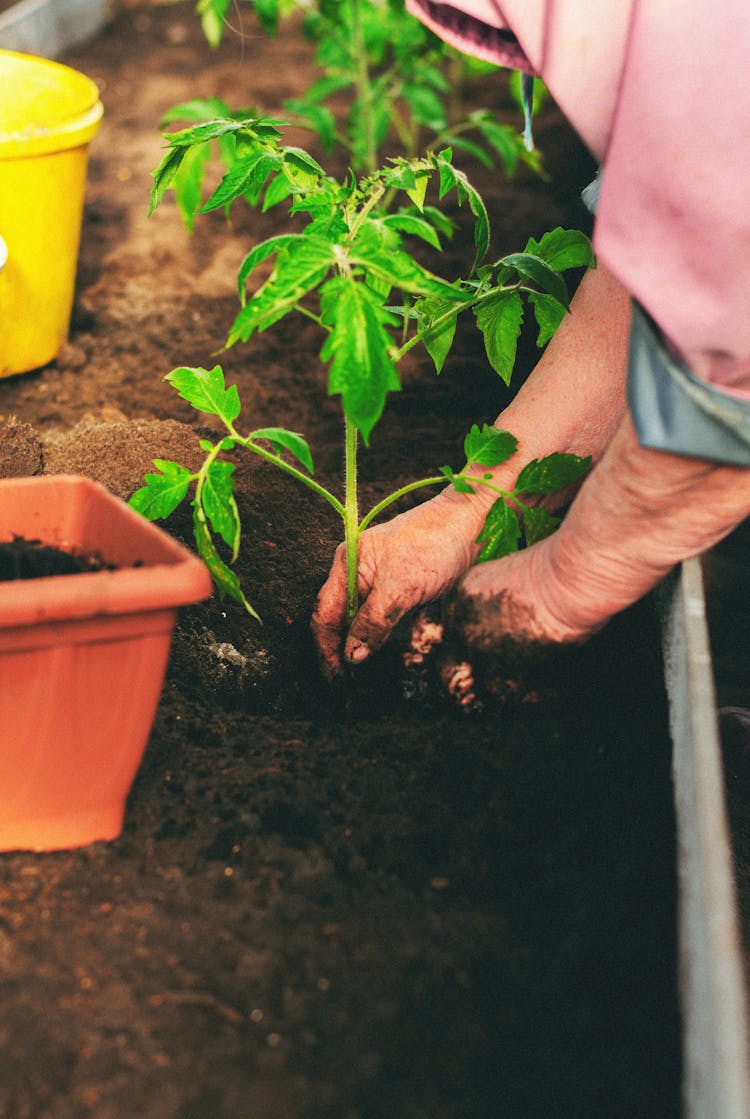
left=0, top=537, right=113, bottom=580
left=0, top=5, right=681, bottom=1117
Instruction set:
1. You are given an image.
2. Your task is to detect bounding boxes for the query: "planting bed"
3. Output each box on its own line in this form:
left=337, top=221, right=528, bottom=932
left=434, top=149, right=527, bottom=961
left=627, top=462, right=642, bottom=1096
left=0, top=4, right=681, bottom=1116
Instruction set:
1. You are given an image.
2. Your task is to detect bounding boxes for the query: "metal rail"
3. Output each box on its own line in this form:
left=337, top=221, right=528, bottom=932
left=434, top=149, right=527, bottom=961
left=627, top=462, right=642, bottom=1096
left=661, top=558, right=750, bottom=1119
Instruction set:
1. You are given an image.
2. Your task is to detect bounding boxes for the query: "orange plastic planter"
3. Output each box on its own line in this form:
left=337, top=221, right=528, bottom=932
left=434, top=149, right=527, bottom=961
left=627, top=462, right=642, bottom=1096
left=0, top=475, right=212, bottom=851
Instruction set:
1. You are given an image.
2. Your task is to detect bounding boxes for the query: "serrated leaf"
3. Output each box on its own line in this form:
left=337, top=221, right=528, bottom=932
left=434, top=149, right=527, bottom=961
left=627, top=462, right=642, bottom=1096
left=229, top=238, right=335, bottom=342
left=166, top=365, right=241, bottom=424
left=500, top=252, right=570, bottom=309
left=261, top=170, right=294, bottom=211
left=474, top=290, right=523, bottom=384
left=527, top=290, right=566, bottom=348
left=476, top=498, right=521, bottom=562
left=129, top=460, right=192, bottom=520
left=435, top=155, right=489, bottom=270
left=350, top=222, right=463, bottom=301
left=319, top=277, right=401, bottom=444
left=193, top=505, right=260, bottom=620
left=248, top=427, right=314, bottom=473
left=522, top=506, right=560, bottom=547
left=172, top=141, right=211, bottom=231
left=283, top=146, right=326, bottom=183
left=447, top=135, right=494, bottom=169
left=237, top=234, right=302, bottom=302
left=524, top=227, right=595, bottom=272
left=463, top=423, right=518, bottom=467
left=415, top=294, right=457, bottom=374
left=202, top=460, right=240, bottom=556
left=149, top=145, right=188, bottom=215
left=405, top=172, right=429, bottom=212
left=515, top=453, right=591, bottom=495
left=199, top=150, right=282, bottom=213
left=381, top=213, right=441, bottom=251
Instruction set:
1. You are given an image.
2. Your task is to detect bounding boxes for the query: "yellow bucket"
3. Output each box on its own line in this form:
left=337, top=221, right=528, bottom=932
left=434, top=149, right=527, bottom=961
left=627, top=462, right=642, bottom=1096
left=0, top=50, right=103, bottom=377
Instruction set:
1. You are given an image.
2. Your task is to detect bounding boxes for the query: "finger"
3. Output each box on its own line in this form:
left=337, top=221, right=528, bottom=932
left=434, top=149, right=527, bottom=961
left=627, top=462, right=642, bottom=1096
left=310, top=545, right=349, bottom=679
left=402, top=605, right=445, bottom=666
left=438, top=656, right=481, bottom=711
left=343, top=586, right=411, bottom=665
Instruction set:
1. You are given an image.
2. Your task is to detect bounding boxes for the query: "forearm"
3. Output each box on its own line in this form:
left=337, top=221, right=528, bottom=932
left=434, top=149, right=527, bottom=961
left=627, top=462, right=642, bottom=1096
left=534, top=413, right=750, bottom=638
left=454, top=262, right=631, bottom=523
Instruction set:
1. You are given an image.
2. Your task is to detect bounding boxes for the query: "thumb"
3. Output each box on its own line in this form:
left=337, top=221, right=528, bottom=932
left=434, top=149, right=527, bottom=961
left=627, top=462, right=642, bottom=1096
left=343, top=591, right=408, bottom=665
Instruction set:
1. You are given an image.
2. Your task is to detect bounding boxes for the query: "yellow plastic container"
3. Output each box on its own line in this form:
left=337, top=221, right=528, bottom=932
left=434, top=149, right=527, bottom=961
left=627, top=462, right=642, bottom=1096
left=0, top=50, right=103, bottom=377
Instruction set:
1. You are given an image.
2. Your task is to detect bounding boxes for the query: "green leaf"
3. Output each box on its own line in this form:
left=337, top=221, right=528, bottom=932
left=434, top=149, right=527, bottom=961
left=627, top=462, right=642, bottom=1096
left=129, top=460, right=193, bottom=520
left=282, top=146, right=326, bottom=184
left=515, top=453, right=591, bottom=495
left=166, top=365, right=241, bottom=425
left=261, top=170, right=294, bottom=211
left=463, top=423, right=518, bottom=467
left=236, top=234, right=302, bottom=303
left=526, top=290, right=566, bottom=348
left=524, top=227, right=595, bottom=272
left=196, top=0, right=232, bottom=47
left=522, top=506, right=560, bottom=547
left=405, top=172, right=429, bottom=212
left=159, top=97, right=231, bottom=126
left=193, top=505, right=261, bottom=620
left=282, top=100, right=337, bottom=152
left=248, top=427, right=314, bottom=473
left=434, top=153, right=489, bottom=270
left=401, top=82, right=447, bottom=130
left=438, top=465, right=476, bottom=494
left=320, top=276, right=401, bottom=444
left=381, top=213, right=441, bottom=251
left=350, top=221, right=463, bottom=302
left=229, top=237, right=336, bottom=342
left=476, top=498, right=521, bottom=562
left=414, top=294, right=458, bottom=374
left=252, top=0, right=281, bottom=36
left=202, top=460, right=240, bottom=557
left=471, top=112, right=521, bottom=176
left=149, top=145, right=188, bottom=215
left=500, top=252, right=570, bottom=309
left=172, top=141, right=211, bottom=231
left=199, top=150, right=282, bottom=213
left=474, top=290, right=524, bottom=385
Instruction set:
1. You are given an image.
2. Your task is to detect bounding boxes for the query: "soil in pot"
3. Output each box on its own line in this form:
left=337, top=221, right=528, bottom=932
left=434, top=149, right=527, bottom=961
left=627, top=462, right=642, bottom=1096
left=0, top=5, right=682, bottom=1118
left=0, top=536, right=113, bottom=579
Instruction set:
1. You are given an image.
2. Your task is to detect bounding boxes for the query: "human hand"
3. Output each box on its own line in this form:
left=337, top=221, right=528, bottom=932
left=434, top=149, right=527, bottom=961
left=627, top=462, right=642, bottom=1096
left=311, top=486, right=490, bottom=679
left=404, top=414, right=750, bottom=708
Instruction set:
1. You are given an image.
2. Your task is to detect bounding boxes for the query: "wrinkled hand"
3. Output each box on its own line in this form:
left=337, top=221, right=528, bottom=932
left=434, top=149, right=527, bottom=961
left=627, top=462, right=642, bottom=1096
left=403, top=414, right=750, bottom=708
left=312, top=487, right=489, bottom=679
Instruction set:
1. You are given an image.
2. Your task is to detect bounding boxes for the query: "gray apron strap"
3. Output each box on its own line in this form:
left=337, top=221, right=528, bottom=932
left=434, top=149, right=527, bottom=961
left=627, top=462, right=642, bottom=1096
left=627, top=304, right=750, bottom=466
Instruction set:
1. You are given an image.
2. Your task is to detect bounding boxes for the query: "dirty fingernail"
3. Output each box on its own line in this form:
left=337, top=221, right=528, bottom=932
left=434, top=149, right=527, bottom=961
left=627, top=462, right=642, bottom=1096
left=347, top=642, right=370, bottom=665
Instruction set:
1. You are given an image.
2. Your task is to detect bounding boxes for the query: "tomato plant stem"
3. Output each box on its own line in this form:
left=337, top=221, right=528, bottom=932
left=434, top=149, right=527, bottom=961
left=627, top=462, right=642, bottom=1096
left=344, top=415, right=361, bottom=624
left=350, top=0, right=378, bottom=175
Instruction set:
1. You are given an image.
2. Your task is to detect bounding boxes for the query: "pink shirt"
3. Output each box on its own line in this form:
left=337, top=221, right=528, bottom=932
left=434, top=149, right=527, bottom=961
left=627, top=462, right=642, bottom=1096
left=407, top=1, right=750, bottom=399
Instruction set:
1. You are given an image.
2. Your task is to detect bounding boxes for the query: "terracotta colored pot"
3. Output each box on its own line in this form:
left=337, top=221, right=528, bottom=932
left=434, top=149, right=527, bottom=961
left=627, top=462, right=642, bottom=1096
left=0, top=475, right=212, bottom=851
